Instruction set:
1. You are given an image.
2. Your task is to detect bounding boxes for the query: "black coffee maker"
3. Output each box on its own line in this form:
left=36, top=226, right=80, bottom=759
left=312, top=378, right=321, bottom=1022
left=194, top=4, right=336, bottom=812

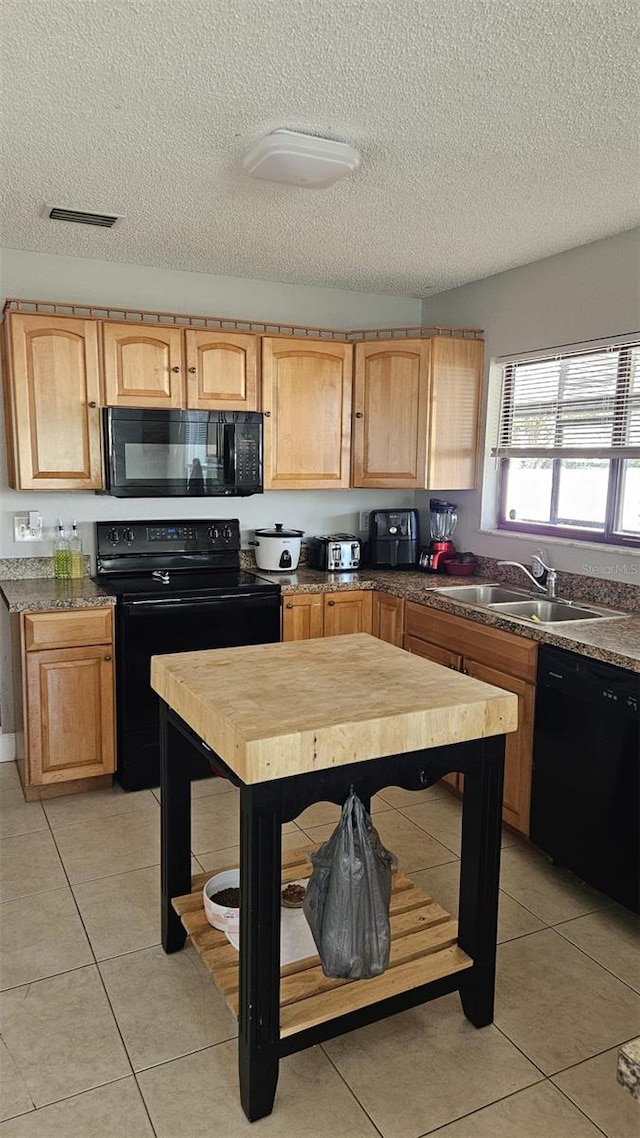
left=368, top=509, right=419, bottom=568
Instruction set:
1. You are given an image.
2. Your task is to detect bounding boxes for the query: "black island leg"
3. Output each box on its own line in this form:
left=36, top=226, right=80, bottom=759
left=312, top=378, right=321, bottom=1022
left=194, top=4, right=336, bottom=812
left=160, top=703, right=191, bottom=954
left=457, top=734, right=505, bottom=1027
left=238, top=783, right=283, bottom=1122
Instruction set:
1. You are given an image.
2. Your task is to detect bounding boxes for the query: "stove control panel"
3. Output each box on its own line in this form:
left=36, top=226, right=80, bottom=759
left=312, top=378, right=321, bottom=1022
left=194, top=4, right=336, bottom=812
left=96, top=519, right=241, bottom=556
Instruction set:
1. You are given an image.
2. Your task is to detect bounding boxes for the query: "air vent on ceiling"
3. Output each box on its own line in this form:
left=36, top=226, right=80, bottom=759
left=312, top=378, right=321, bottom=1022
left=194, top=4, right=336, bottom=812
left=48, top=207, right=121, bottom=228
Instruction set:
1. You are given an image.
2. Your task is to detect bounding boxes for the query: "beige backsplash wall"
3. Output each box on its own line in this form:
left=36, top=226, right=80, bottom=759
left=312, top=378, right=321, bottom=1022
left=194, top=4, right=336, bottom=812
left=419, top=227, right=640, bottom=587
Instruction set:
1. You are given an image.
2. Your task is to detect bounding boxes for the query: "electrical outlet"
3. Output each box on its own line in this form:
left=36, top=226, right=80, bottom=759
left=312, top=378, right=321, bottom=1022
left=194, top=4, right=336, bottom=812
left=14, top=512, right=43, bottom=542
left=359, top=511, right=370, bottom=532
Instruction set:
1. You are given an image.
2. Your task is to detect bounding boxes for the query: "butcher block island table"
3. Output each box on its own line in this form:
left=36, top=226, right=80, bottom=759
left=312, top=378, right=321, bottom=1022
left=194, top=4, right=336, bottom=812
left=151, top=633, right=517, bottom=1122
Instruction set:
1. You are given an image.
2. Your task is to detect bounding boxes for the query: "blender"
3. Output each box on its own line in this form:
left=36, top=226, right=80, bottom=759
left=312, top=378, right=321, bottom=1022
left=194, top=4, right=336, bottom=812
left=421, top=499, right=458, bottom=571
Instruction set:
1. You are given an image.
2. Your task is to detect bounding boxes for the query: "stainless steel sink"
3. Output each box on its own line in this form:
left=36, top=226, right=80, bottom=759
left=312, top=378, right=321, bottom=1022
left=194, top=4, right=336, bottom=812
left=434, top=584, right=530, bottom=605
left=434, top=585, right=627, bottom=624
left=489, top=599, right=610, bottom=623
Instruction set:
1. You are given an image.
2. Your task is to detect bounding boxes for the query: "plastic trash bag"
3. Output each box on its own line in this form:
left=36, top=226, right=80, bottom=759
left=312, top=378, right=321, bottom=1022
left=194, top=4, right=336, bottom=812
left=303, top=789, right=396, bottom=980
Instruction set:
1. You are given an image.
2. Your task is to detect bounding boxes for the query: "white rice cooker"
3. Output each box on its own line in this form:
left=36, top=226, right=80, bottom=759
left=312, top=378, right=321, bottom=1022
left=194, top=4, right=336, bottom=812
left=251, top=523, right=304, bottom=571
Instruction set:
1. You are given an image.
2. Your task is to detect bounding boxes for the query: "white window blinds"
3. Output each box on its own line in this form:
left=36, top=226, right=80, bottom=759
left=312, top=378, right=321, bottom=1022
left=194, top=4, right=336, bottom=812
left=493, top=341, right=640, bottom=460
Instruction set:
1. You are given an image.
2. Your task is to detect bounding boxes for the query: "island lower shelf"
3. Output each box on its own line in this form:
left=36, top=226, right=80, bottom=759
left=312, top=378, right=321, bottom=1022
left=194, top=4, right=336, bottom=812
left=172, top=845, right=473, bottom=1039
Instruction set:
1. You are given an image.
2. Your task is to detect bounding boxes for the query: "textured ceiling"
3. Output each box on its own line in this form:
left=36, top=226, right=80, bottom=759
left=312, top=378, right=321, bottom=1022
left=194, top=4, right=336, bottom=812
left=1, top=0, right=638, bottom=297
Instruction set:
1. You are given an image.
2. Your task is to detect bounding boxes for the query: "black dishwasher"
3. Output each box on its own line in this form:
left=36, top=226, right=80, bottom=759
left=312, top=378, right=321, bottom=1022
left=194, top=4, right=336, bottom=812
left=530, top=645, right=639, bottom=913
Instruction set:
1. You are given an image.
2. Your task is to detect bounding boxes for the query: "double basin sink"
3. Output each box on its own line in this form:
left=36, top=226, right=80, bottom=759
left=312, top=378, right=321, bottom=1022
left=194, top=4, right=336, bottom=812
left=434, top=584, right=625, bottom=624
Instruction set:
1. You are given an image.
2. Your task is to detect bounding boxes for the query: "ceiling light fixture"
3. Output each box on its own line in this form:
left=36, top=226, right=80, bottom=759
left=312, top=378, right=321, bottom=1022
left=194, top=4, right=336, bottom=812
left=242, top=130, right=360, bottom=189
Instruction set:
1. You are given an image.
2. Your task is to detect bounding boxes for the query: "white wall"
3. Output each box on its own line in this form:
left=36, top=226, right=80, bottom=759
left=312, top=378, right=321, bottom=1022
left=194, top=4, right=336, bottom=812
left=419, top=228, right=640, bottom=584
left=0, top=247, right=421, bottom=563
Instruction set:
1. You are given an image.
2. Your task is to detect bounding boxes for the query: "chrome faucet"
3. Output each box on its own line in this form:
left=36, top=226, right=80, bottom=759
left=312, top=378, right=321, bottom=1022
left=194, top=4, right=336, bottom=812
left=497, top=554, right=558, bottom=598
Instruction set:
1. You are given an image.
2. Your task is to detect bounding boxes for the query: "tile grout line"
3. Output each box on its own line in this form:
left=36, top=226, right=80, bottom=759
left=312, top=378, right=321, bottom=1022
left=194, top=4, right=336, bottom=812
left=520, top=924, right=640, bottom=1000
left=547, top=1032, right=640, bottom=1080
left=550, top=922, right=640, bottom=996
left=318, top=1044, right=386, bottom=1138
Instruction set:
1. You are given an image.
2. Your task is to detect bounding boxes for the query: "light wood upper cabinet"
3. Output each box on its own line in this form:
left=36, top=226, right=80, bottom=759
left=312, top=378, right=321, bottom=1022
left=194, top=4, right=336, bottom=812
left=427, top=338, right=483, bottom=490
left=261, top=337, right=353, bottom=489
left=352, top=341, right=430, bottom=488
left=102, top=323, right=183, bottom=407
left=184, top=330, right=259, bottom=410
left=352, top=336, right=483, bottom=491
left=3, top=313, right=103, bottom=490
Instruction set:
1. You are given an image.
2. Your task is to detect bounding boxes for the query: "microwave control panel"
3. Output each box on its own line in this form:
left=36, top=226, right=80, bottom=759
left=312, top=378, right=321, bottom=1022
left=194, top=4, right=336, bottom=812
left=229, top=424, right=261, bottom=487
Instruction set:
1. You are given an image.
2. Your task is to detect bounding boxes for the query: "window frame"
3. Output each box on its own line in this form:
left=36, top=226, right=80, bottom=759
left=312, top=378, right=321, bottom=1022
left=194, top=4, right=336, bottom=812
left=496, top=344, right=640, bottom=549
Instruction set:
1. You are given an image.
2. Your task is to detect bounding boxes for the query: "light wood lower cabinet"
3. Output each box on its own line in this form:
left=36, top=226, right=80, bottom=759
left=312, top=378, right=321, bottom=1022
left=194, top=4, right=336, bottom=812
left=372, top=592, right=405, bottom=647
left=281, top=594, right=325, bottom=641
left=20, top=608, right=116, bottom=797
left=463, top=658, right=534, bottom=835
left=404, top=602, right=536, bottom=833
left=282, top=591, right=372, bottom=641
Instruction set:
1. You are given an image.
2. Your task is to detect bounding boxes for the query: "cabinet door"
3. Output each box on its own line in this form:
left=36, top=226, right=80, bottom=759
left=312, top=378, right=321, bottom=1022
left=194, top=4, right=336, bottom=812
left=282, top=595, right=324, bottom=641
left=261, top=338, right=353, bottom=489
left=352, top=340, right=430, bottom=488
left=102, top=323, right=183, bottom=407
left=4, top=314, right=103, bottom=490
left=25, top=645, right=115, bottom=785
left=405, top=602, right=538, bottom=683
left=464, top=658, right=534, bottom=835
left=404, top=634, right=461, bottom=672
left=372, top=592, right=405, bottom=647
left=184, top=330, right=258, bottom=410
left=404, top=633, right=462, bottom=789
left=323, top=591, right=373, bottom=637
left=427, top=338, right=483, bottom=490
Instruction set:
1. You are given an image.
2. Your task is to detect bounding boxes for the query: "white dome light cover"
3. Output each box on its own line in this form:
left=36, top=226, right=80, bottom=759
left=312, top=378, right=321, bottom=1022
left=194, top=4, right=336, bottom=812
left=242, top=130, right=360, bottom=189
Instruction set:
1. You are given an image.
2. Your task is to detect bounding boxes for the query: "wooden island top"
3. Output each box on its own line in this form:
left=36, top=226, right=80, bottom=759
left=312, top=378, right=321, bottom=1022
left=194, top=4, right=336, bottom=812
left=150, top=633, right=518, bottom=784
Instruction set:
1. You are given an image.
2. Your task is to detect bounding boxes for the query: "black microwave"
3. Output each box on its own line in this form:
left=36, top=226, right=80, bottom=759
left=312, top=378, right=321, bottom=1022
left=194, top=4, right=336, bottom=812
left=103, top=407, right=263, bottom=497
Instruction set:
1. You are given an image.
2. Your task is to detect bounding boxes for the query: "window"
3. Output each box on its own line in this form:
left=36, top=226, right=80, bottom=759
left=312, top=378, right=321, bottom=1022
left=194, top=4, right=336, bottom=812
left=494, top=340, right=640, bottom=546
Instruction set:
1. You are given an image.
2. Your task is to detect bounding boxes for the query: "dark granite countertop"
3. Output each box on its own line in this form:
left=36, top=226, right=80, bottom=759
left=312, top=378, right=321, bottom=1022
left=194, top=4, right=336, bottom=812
left=2, top=566, right=639, bottom=672
left=0, top=577, right=116, bottom=613
left=258, top=566, right=640, bottom=673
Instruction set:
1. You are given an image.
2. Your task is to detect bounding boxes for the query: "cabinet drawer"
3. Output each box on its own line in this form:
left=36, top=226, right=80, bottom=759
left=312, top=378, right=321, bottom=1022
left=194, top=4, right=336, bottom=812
left=404, top=634, right=461, bottom=671
left=23, top=608, right=114, bottom=652
left=405, top=602, right=537, bottom=682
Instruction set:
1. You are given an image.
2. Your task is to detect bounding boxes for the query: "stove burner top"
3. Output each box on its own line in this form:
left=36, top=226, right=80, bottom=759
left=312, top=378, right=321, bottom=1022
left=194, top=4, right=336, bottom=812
left=94, top=568, right=278, bottom=600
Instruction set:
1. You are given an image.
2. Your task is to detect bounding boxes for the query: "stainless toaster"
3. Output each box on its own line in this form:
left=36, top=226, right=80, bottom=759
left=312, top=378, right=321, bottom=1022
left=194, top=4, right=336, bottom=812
left=306, top=534, right=361, bottom=571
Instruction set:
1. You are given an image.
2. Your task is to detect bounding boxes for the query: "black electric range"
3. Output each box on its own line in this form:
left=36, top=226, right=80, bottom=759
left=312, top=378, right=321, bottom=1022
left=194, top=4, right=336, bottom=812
left=94, top=519, right=281, bottom=790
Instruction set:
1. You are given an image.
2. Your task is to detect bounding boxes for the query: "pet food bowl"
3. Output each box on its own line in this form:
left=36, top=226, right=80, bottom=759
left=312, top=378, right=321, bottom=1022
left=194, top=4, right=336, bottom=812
left=202, top=869, right=240, bottom=933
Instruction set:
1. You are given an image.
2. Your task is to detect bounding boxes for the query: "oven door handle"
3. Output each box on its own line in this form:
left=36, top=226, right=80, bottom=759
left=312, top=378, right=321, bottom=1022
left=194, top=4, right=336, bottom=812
left=123, top=592, right=277, bottom=615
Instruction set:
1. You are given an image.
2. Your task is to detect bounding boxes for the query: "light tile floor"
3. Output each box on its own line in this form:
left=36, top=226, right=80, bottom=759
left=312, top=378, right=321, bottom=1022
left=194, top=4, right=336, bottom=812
left=0, top=760, right=638, bottom=1138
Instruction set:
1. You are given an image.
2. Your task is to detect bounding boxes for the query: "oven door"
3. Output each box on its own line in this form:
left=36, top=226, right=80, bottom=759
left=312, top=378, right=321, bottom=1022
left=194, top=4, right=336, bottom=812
left=115, top=591, right=280, bottom=789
